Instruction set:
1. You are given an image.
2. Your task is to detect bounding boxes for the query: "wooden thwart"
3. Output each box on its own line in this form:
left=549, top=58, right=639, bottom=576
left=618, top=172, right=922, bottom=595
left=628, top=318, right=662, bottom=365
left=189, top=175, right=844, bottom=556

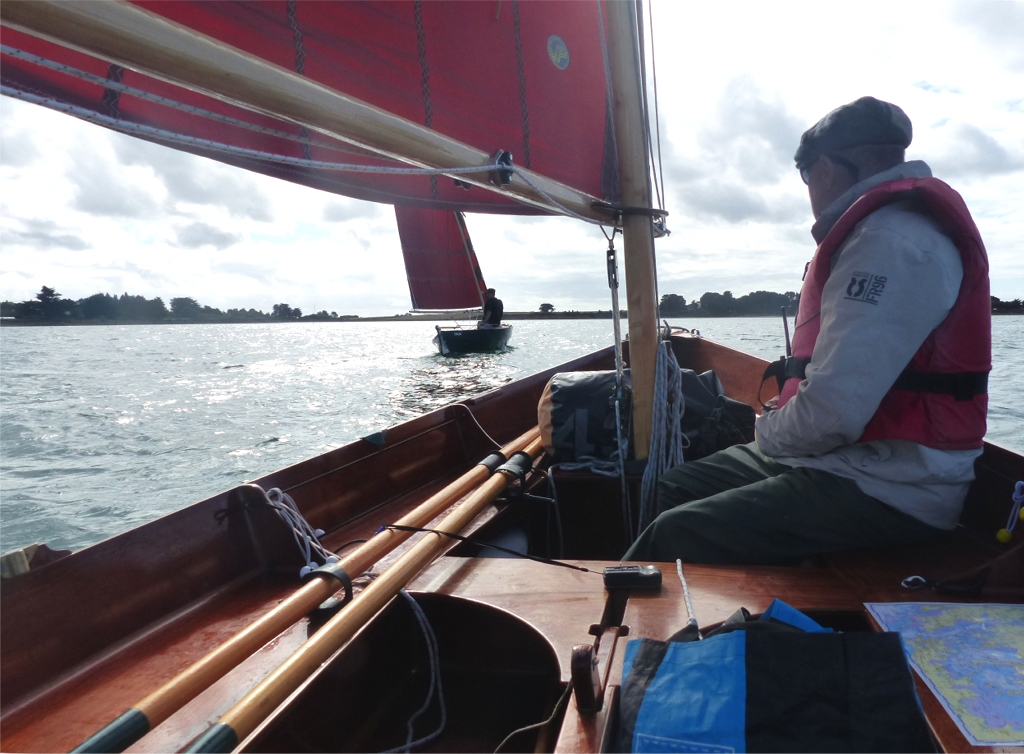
left=72, top=427, right=539, bottom=753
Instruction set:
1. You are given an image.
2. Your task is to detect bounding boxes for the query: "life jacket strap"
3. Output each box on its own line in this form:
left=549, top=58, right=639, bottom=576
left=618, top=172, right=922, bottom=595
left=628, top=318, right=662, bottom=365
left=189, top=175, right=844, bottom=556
left=892, top=370, right=988, bottom=401
left=762, top=357, right=988, bottom=402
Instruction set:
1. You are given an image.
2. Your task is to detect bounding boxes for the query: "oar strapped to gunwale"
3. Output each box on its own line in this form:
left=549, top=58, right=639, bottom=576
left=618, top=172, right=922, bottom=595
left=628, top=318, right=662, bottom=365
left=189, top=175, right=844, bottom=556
left=185, top=437, right=546, bottom=753
left=72, top=427, right=540, bottom=754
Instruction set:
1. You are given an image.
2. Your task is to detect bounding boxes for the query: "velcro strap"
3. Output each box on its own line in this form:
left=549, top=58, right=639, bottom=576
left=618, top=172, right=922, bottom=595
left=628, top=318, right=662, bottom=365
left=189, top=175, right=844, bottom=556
left=892, top=370, right=988, bottom=401
left=760, top=357, right=810, bottom=392
left=497, top=451, right=533, bottom=484
left=477, top=451, right=507, bottom=473
left=302, top=561, right=353, bottom=605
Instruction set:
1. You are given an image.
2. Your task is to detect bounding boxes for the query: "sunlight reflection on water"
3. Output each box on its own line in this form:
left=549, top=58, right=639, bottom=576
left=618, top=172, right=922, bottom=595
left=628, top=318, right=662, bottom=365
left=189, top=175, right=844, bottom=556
left=1, top=317, right=1020, bottom=552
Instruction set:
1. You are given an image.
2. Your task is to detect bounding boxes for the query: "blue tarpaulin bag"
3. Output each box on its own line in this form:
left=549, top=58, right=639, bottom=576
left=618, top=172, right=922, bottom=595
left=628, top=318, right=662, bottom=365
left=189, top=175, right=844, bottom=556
left=617, top=600, right=934, bottom=753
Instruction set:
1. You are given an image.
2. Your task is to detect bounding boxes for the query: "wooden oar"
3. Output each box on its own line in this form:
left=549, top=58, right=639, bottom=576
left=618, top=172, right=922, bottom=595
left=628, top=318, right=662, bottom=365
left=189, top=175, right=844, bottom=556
left=72, top=426, right=539, bottom=754
left=186, top=437, right=544, bottom=753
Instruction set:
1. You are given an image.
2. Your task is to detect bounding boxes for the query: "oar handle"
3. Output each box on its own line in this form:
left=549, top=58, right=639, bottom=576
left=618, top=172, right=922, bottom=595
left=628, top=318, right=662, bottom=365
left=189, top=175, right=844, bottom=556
left=71, top=709, right=150, bottom=754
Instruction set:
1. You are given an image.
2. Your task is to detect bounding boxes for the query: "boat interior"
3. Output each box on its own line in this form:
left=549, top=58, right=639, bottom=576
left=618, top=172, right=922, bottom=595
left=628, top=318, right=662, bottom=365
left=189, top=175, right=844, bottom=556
left=2, top=333, right=1021, bottom=753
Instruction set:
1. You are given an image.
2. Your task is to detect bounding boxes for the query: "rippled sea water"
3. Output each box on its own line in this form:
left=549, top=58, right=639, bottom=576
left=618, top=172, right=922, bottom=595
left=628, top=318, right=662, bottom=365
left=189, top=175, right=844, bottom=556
left=1, top=317, right=1021, bottom=554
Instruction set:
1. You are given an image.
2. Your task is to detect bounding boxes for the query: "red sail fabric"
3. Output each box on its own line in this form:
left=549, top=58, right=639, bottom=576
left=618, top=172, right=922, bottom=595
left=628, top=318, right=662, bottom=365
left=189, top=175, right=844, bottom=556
left=1, top=1, right=616, bottom=213
left=395, top=207, right=486, bottom=310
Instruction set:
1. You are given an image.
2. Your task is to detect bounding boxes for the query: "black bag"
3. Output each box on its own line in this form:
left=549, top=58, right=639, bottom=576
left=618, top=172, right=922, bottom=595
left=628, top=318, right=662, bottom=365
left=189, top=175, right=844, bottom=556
left=679, top=370, right=756, bottom=461
left=538, top=370, right=631, bottom=463
left=538, top=369, right=754, bottom=464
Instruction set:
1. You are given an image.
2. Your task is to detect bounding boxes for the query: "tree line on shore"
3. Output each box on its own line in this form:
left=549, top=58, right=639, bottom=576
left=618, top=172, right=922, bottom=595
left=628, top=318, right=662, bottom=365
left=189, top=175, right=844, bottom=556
left=658, top=291, right=1024, bottom=316
left=3, top=286, right=1021, bottom=324
left=659, top=290, right=800, bottom=317
left=0, top=287, right=357, bottom=323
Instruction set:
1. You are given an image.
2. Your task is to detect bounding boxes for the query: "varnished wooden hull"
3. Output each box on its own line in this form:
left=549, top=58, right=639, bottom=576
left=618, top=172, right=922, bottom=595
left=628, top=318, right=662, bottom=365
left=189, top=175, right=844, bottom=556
left=1, top=334, right=1020, bottom=753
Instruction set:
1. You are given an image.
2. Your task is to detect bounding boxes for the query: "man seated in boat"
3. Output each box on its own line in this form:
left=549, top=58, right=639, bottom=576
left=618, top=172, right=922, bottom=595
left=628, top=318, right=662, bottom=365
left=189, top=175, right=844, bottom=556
left=477, top=288, right=504, bottom=329
left=626, top=97, right=990, bottom=565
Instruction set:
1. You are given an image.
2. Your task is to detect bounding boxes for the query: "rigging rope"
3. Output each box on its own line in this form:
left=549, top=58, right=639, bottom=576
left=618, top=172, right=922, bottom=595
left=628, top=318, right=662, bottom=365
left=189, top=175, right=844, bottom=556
left=638, top=338, right=685, bottom=536
left=0, top=46, right=362, bottom=157
left=676, top=559, right=701, bottom=638
left=996, top=480, right=1024, bottom=544
left=2, top=83, right=613, bottom=228
left=384, top=591, right=447, bottom=753
left=263, top=487, right=337, bottom=577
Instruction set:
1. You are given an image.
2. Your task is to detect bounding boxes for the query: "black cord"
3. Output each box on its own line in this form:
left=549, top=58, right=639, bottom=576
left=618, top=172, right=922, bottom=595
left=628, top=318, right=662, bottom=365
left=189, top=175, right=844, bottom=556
left=493, top=682, right=573, bottom=753
left=331, top=538, right=368, bottom=554
left=384, top=524, right=597, bottom=576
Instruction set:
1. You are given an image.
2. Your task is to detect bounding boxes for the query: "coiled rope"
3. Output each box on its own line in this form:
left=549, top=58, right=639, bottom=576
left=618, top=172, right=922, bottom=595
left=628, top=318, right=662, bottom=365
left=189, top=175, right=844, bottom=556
left=263, top=487, right=337, bottom=577
left=638, top=339, right=685, bottom=536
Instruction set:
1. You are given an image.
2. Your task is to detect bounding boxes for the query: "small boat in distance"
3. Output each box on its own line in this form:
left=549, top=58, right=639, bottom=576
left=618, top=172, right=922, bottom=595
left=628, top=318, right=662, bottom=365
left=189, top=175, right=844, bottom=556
left=395, top=206, right=515, bottom=354
left=433, top=323, right=513, bottom=355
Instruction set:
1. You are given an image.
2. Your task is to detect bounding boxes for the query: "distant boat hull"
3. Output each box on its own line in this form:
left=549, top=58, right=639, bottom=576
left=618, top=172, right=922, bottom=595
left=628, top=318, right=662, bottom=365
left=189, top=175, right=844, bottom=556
left=434, top=325, right=513, bottom=355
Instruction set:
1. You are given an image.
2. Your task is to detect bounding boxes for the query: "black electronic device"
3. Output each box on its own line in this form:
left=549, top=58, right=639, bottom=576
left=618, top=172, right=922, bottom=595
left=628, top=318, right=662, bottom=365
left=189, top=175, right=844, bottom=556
left=603, top=564, right=662, bottom=590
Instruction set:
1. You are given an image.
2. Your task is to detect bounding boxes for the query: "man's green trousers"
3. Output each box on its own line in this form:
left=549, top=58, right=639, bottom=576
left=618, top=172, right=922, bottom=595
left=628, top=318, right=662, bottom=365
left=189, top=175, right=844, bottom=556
left=623, top=442, right=942, bottom=564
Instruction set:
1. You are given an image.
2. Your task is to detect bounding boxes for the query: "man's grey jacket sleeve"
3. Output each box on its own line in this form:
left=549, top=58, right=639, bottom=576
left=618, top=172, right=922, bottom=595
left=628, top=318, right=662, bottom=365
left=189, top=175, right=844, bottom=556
left=755, top=209, right=964, bottom=458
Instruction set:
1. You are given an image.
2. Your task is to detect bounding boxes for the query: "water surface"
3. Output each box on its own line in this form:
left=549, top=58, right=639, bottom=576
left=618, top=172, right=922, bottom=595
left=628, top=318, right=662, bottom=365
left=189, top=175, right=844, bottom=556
left=1, top=317, right=1020, bottom=553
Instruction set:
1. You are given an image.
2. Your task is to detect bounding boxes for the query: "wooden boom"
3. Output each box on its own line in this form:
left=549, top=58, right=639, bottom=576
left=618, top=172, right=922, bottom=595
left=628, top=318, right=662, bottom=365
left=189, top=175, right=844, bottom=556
left=0, top=0, right=613, bottom=224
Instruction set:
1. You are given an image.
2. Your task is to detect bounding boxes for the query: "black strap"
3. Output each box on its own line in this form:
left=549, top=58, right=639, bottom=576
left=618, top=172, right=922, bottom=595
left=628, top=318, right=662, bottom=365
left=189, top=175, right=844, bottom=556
left=761, top=357, right=987, bottom=401
left=761, top=356, right=811, bottom=394
left=477, top=451, right=507, bottom=473
left=496, top=451, right=533, bottom=483
left=384, top=524, right=595, bottom=575
left=302, top=561, right=353, bottom=605
left=892, top=370, right=988, bottom=402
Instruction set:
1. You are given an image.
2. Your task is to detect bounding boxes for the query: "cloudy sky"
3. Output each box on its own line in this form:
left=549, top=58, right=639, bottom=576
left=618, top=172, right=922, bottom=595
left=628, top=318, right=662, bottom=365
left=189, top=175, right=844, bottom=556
left=2, top=0, right=1022, bottom=316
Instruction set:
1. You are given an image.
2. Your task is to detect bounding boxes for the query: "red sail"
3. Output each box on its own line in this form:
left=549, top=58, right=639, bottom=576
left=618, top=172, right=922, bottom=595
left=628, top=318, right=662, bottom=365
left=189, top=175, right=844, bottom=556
left=395, top=208, right=486, bottom=311
left=1, top=1, right=617, bottom=213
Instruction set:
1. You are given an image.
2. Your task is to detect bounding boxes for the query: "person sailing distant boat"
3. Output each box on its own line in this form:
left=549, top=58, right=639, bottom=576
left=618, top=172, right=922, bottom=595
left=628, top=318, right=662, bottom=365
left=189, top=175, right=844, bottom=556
left=477, top=288, right=504, bottom=329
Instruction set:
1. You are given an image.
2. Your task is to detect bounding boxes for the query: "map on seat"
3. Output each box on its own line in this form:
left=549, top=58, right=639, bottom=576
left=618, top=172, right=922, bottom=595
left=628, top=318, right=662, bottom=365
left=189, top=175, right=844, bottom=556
left=865, top=602, right=1024, bottom=746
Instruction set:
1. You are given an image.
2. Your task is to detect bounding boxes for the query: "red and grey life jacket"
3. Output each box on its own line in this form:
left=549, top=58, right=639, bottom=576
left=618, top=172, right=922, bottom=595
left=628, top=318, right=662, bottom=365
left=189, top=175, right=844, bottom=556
left=765, top=177, right=990, bottom=450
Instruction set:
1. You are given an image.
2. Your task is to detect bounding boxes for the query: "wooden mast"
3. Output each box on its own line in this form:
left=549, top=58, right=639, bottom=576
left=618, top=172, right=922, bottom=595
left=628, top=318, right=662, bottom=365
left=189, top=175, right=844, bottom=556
left=604, top=0, right=659, bottom=459
left=0, top=0, right=612, bottom=224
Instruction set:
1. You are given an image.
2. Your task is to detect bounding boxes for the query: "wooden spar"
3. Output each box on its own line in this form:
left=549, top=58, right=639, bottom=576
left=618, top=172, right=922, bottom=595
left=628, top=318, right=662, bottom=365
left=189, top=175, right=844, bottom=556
left=604, top=1, right=660, bottom=460
left=0, top=0, right=613, bottom=224
left=185, top=437, right=547, bottom=753
left=71, top=426, right=540, bottom=754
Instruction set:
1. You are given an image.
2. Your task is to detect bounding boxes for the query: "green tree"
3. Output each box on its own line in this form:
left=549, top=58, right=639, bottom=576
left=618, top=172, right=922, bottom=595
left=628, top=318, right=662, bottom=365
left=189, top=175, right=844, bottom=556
left=539, top=303, right=555, bottom=313
left=272, top=303, right=301, bottom=319
left=660, top=294, right=687, bottom=316
left=171, top=297, right=201, bottom=318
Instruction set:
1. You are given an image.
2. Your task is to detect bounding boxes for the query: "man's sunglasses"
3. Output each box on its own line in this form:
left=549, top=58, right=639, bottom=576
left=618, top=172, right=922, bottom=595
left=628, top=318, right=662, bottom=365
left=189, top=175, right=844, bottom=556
left=799, top=154, right=860, bottom=185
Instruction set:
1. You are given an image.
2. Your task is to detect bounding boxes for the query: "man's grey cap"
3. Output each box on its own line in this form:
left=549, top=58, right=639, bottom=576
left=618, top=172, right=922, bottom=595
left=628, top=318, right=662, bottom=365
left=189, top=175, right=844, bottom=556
left=794, top=96, right=912, bottom=167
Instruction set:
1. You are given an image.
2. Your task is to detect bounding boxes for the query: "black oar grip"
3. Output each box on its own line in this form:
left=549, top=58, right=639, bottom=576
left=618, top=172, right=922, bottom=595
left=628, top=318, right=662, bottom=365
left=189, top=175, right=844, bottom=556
left=185, top=723, right=238, bottom=753
left=72, top=708, right=150, bottom=753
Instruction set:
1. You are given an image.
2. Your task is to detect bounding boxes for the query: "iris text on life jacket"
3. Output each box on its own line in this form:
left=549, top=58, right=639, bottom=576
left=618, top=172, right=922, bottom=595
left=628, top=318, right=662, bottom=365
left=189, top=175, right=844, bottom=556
left=845, top=272, right=887, bottom=305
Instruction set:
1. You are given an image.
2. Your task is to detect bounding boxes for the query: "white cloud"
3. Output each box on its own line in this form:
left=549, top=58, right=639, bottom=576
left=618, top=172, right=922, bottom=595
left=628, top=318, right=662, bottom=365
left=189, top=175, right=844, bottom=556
left=1, top=0, right=1022, bottom=309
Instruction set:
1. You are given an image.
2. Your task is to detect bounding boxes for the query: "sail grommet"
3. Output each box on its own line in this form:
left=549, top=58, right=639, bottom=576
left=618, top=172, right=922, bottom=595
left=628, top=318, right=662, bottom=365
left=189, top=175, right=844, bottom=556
left=490, top=150, right=514, bottom=186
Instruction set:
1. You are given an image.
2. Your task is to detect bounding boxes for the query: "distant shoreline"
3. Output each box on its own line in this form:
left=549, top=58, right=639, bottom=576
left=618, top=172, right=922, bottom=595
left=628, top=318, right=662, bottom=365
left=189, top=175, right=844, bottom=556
left=2, top=309, right=1020, bottom=326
